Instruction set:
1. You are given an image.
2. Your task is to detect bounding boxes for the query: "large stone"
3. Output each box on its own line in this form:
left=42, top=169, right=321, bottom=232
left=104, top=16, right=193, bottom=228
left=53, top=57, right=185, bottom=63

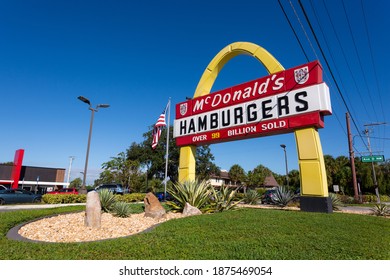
left=85, top=191, right=101, bottom=228
left=144, top=192, right=166, bottom=219
left=183, top=202, right=202, bottom=217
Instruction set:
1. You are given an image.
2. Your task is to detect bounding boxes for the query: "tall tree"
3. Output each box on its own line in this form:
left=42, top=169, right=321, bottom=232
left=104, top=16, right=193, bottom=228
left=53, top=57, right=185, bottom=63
left=126, top=126, right=218, bottom=183
left=196, top=145, right=220, bottom=180
left=69, top=178, right=82, bottom=189
left=288, top=169, right=301, bottom=191
left=127, top=126, right=180, bottom=182
left=95, top=152, right=141, bottom=190
left=228, top=164, right=246, bottom=186
left=245, top=164, right=272, bottom=188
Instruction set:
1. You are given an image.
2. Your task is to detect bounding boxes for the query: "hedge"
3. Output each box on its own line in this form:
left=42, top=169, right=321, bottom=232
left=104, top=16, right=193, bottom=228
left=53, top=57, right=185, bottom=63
left=42, top=193, right=146, bottom=204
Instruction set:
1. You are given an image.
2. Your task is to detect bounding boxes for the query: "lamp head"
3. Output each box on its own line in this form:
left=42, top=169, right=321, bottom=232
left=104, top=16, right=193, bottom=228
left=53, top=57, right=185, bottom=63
left=78, top=96, right=91, bottom=105
left=97, top=104, right=110, bottom=109
left=280, top=144, right=286, bottom=149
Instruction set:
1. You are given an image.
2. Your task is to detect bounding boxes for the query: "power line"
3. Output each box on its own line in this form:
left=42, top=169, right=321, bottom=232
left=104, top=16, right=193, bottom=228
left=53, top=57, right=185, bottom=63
left=360, top=0, right=387, bottom=154
left=297, top=0, right=369, bottom=151
left=320, top=0, right=373, bottom=124
left=277, top=0, right=309, bottom=62
left=340, top=0, right=379, bottom=122
left=288, top=0, right=319, bottom=61
left=279, top=0, right=348, bottom=139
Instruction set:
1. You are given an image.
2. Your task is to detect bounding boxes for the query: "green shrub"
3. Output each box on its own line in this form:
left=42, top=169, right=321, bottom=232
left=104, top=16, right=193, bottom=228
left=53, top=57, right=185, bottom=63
left=167, top=180, right=213, bottom=212
left=210, top=186, right=242, bottom=212
left=329, top=193, right=343, bottom=211
left=361, top=195, right=390, bottom=203
left=381, top=195, right=390, bottom=202
left=256, top=188, right=267, bottom=197
left=116, top=193, right=146, bottom=203
left=98, top=189, right=117, bottom=212
left=42, top=194, right=86, bottom=204
left=234, top=192, right=245, bottom=201
left=271, top=186, right=296, bottom=207
left=338, top=195, right=355, bottom=204
left=111, top=201, right=132, bottom=218
left=243, top=189, right=260, bottom=205
left=370, top=204, right=389, bottom=217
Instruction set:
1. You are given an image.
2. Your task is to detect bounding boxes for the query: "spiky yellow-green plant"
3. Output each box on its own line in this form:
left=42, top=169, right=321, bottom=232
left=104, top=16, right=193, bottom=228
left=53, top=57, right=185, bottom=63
left=111, top=201, right=132, bottom=218
left=210, top=185, right=242, bottom=212
left=167, top=180, right=213, bottom=212
left=271, top=186, right=296, bottom=207
left=98, top=189, right=117, bottom=213
left=329, top=193, right=343, bottom=211
left=243, top=189, right=260, bottom=205
left=370, top=203, right=389, bottom=217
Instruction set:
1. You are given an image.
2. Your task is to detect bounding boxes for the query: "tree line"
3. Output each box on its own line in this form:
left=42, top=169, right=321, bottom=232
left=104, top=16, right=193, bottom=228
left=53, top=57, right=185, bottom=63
left=70, top=126, right=389, bottom=196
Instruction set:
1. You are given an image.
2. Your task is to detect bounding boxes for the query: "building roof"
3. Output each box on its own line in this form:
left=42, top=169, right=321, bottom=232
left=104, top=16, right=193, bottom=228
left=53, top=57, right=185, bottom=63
left=263, top=174, right=279, bottom=187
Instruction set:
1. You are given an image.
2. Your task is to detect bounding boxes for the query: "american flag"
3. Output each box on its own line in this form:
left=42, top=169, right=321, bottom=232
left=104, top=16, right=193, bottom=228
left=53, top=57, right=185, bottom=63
left=151, top=105, right=168, bottom=149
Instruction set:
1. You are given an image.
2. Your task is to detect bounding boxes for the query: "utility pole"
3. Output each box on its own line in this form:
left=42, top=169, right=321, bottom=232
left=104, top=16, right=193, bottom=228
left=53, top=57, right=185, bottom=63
left=363, top=122, right=386, bottom=203
left=66, top=156, right=75, bottom=186
left=346, top=113, right=359, bottom=202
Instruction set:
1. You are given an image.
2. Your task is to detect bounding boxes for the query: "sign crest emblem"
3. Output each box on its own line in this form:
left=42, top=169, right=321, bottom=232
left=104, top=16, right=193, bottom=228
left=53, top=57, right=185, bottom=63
left=294, top=66, right=309, bottom=84
left=180, top=103, right=188, bottom=116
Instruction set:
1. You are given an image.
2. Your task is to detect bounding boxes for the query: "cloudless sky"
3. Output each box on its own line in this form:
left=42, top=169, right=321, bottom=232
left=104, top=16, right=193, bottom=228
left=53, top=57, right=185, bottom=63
left=1, top=0, right=389, bottom=184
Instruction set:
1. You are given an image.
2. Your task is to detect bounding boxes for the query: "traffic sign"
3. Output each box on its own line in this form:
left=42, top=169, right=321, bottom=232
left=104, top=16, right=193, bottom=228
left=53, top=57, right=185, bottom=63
left=361, top=155, right=385, bottom=162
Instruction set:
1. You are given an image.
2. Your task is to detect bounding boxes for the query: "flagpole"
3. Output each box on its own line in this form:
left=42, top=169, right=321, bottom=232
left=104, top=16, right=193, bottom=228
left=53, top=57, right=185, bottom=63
left=164, top=98, right=171, bottom=200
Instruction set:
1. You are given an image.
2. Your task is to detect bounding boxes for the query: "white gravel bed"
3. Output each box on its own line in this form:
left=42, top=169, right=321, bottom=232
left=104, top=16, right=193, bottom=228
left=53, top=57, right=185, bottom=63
left=18, top=212, right=182, bottom=243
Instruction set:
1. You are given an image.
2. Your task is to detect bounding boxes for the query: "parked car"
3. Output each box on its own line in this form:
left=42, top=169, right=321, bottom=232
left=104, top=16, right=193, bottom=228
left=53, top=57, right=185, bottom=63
left=155, top=192, right=173, bottom=201
left=0, top=189, right=42, bottom=205
left=46, top=188, right=79, bottom=195
left=95, top=184, right=124, bottom=195
left=261, top=189, right=277, bottom=204
left=0, top=185, right=7, bottom=190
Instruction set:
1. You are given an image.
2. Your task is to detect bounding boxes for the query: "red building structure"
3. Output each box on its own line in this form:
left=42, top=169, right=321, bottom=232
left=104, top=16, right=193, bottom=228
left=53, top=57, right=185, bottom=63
left=0, top=149, right=68, bottom=193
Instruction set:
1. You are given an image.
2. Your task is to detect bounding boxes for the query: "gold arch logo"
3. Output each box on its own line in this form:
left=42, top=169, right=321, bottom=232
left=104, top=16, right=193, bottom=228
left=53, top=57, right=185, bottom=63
left=175, top=42, right=332, bottom=213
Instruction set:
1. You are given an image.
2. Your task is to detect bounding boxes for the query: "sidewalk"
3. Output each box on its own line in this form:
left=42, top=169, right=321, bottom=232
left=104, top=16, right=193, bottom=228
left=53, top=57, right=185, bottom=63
left=0, top=203, right=85, bottom=211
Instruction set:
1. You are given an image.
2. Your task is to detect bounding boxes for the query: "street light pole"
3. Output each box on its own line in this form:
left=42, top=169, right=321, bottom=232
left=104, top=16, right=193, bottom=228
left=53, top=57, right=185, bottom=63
left=66, top=156, right=75, bottom=186
left=280, top=144, right=289, bottom=187
left=78, top=96, right=109, bottom=194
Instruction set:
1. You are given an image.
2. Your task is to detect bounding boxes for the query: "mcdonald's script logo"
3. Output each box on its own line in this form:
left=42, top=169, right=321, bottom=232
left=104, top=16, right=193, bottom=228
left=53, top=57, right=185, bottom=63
left=294, top=66, right=309, bottom=84
left=180, top=103, right=188, bottom=116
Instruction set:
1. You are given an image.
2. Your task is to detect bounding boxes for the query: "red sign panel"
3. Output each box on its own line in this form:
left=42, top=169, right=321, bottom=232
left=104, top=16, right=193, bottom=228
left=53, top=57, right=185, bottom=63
left=175, top=112, right=324, bottom=146
left=174, top=61, right=330, bottom=146
left=176, top=61, right=323, bottom=119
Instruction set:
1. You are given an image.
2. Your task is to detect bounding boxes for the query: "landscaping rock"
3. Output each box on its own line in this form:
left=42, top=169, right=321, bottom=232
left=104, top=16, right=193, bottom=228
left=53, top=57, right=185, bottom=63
left=144, top=192, right=166, bottom=219
left=183, top=203, right=202, bottom=217
left=85, top=191, right=101, bottom=228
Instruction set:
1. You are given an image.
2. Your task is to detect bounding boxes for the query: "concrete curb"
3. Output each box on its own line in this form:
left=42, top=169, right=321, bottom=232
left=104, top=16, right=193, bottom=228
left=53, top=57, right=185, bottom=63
left=0, top=203, right=85, bottom=211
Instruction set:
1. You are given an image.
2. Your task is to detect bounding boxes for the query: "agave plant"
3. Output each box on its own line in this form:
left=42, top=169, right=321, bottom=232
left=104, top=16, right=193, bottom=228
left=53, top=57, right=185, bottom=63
left=370, top=203, right=389, bottom=217
left=329, top=193, right=343, bottom=211
left=271, top=186, right=296, bottom=207
left=111, top=201, right=132, bottom=218
left=98, top=189, right=117, bottom=213
left=167, top=180, right=213, bottom=212
left=210, top=185, right=242, bottom=212
left=242, top=189, right=260, bottom=205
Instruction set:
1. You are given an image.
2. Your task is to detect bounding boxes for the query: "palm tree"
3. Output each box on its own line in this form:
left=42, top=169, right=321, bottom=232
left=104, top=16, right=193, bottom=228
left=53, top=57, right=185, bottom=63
left=228, top=164, right=246, bottom=187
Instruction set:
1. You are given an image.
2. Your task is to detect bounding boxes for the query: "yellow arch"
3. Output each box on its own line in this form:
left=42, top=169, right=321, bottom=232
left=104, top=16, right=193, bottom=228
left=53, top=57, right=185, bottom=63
left=178, top=42, right=329, bottom=209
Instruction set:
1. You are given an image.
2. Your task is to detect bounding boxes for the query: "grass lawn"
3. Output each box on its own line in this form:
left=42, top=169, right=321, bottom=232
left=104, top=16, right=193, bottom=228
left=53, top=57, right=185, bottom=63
left=0, top=205, right=389, bottom=260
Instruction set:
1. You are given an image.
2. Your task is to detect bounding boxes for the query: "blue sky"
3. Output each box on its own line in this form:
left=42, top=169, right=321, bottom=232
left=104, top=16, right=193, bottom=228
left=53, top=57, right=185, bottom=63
left=1, top=0, right=389, bottom=184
